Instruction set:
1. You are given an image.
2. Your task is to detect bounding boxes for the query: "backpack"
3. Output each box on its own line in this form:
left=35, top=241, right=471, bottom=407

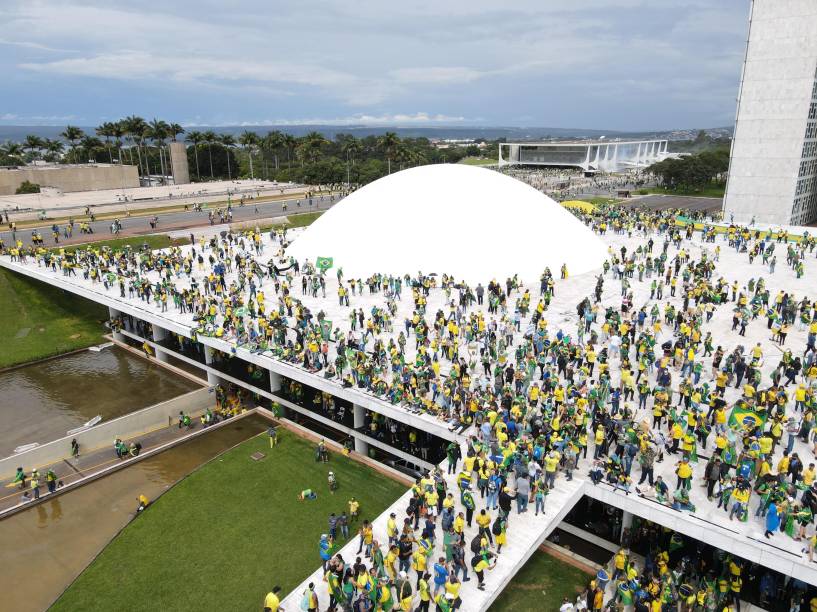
left=492, top=517, right=503, bottom=536
left=470, top=534, right=482, bottom=554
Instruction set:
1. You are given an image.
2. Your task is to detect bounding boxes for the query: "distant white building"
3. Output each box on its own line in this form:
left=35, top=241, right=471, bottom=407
left=723, top=0, right=817, bottom=226
left=498, top=139, right=669, bottom=173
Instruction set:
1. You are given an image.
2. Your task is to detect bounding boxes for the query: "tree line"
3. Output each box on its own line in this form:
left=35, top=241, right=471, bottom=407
left=646, top=149, right=730, bottom=193
left=1, top=117, right=498, bottom=187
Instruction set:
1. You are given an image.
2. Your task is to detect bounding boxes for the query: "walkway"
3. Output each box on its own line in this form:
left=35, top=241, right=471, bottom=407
left=1, top=193, right=337, bottom=247
left=0, top=414, right=238, bottom=517
left=280, top=464, right=586, bottom=612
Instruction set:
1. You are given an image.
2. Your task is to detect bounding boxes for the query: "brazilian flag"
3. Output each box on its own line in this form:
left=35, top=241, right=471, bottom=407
left=728, top=404, right=766, bottom=431
left=618, top=583, right=633, bottom=606
left=316, top=256, right=333, bottom=271
left=669, top=533, right=684, bottom=553
left=320, top=319, right=333, bottom=340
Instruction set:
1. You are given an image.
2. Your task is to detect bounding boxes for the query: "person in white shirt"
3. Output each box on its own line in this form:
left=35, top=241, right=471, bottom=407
left=559, top=597, right=575, bottom=612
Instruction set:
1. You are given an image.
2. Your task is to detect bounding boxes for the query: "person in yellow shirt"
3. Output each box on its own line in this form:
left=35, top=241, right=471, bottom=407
left=804, top=463, right=817, bottom=487
left=263, top=586, right=282, bottom=612
left=675, top=457, right=693, bottom=490
left=475, top=509, right=493, bottom=544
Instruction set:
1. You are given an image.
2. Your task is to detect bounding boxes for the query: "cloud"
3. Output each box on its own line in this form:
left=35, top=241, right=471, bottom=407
left=0, top=113, right=78, bottom=123
left=390, top=67, right=485, bottom=85
left=0, top=37, right=75, bottom=53
left=19, top=51, right=390, bottom=106
left=1, top=0, right=751, bottom=129
left=185, top=112, right=468, bottom=127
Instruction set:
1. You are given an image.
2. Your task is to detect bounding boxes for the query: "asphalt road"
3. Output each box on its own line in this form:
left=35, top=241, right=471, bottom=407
left=624, top=194, right=723, bottom=214
left=1, top=193, right=340, bottom=248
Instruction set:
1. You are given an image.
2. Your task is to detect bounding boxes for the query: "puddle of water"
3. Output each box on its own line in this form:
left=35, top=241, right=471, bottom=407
left=0, top=346, right=201, bottom=457
left=0, top=415, right=267, bottom=612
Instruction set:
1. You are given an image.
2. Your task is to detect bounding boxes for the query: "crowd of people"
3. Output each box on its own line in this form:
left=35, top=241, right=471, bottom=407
left=5, top=195, right=817, bottom=610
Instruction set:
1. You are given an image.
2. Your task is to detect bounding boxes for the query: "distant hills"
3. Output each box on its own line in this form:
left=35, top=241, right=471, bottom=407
left=0, top=124, right=732, bottom=143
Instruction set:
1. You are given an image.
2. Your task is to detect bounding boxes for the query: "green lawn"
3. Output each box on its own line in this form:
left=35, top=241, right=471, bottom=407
left=52, top=430, right=407, bottom=612
left=458, top=157, right=498, bottom=166
left=0, top=269, right=108, bottom=368
left=55, top=234, right=177, bottom=253
left=489, top=550, right=592, bottom=611
left=260, top=211, right=324, bottom=232
left=644, top=184, right=725, bottom=198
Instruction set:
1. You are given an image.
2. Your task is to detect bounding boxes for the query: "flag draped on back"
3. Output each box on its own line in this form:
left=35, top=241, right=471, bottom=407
left=728, top=404, right=767, bottom=431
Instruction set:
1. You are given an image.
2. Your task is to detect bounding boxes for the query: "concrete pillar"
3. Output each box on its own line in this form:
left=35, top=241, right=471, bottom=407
left=204, top=345, right=220, bottom=386
left=620, top=510, right=633, bottom=544
left=108, top=307, right=124, bottom=342
left=353, top=404, right=369, bottom=455
left=151, top=324, right=169, bottom=363
left=269, top=370, right=281, bottom=393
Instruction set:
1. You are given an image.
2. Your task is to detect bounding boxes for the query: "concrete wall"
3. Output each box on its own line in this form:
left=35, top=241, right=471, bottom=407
left=0, top=164, right=140, bottom=196
left=169, top=142, right=190, bottom=185
left=724, top=0, right=817, bottom=225
left=0, top=387, right=213, bottom=478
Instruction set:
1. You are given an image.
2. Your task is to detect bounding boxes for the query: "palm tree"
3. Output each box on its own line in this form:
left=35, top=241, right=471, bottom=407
left=221, top=134, right=236, bottom=180
left=187, top=131, right=203, bottom=180
left=202, top=130, right=217, bottom=178
left=122, top=115, right=148, bottom=176
left=377, top=131, right=400, bottom=174
left=169, top=123, right=185, bottom=142
left=79, top=135, right=103, bottom=162
left=394, top=144, right=412, bottom=172
left=149, top=118, right=171, bottom=181
left=239, top=131, right=260, bottom=178
left=341, top=138, right=362, bottom=165
left=411, top=150, right=428, bottom=167
left=301, top=131, right=328, bottom=164
left=283, top=134, right=297, bottom=168
left=43, top=139, right=63, bottom=163
left=341, top=137, right=362, bottom=185
left=0, top=142, right=25, bottom=164
left=111, top=121, right=125, bottom=164
left=263, top=130, right=285, bottom=173
left=23, top=135, right=44, bottom=161
left=60, top=125, right=85, bottom=163
left=95, top=122, right=115, bottom=163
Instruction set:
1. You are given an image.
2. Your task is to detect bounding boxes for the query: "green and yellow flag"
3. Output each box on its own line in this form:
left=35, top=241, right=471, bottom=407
left=728, top=404, right=767, bottom=431
left=316, top=256, right=333, bottom=272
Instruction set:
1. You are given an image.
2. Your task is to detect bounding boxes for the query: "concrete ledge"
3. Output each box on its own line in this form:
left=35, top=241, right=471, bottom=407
left=0, top=387, right=214, bottom=478
left=0, top=409, right=259, bottom=520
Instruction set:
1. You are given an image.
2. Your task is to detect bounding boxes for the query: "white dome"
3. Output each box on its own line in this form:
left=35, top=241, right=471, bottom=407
left=288, top=164, right=607, bottom=285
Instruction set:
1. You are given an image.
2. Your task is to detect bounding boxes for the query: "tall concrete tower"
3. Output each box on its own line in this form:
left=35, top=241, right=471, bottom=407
left=723, top=0, right=817, bottom=226
left=169, top=141, right=190, bottom=185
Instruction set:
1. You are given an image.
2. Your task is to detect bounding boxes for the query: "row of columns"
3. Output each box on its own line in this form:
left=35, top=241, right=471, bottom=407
left=108, top=310, right=377, bottom=460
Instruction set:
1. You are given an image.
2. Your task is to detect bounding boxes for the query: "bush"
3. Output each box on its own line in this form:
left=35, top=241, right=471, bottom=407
left=16, top=180, right=40, bottom=194
left=638, top=189, right=649, bottom=195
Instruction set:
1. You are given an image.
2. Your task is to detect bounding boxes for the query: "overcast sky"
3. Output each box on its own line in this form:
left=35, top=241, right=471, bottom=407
left=0, top=0, right=750, bottom=130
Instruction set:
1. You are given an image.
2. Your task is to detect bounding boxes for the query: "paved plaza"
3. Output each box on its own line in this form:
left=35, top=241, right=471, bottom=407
left=4, top=199, right=817, bottom=607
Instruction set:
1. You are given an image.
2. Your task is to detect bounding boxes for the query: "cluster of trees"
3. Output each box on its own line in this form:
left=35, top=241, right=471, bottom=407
left=647, top=149, right=730, bottom=192
left=0, top=116, right=185, bottom=181
left=1, top=119, right=500, bottom=187
left=184, top=130, right=493, bottom=185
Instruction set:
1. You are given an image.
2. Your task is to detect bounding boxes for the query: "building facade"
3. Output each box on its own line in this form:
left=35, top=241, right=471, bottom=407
left=168, top=141, right=190, bottom=185
left=723, top=0, right=817, bottom=226
left=498, top=139, right=669, bottom=173
left=0, top=163, right=139, bottom=196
